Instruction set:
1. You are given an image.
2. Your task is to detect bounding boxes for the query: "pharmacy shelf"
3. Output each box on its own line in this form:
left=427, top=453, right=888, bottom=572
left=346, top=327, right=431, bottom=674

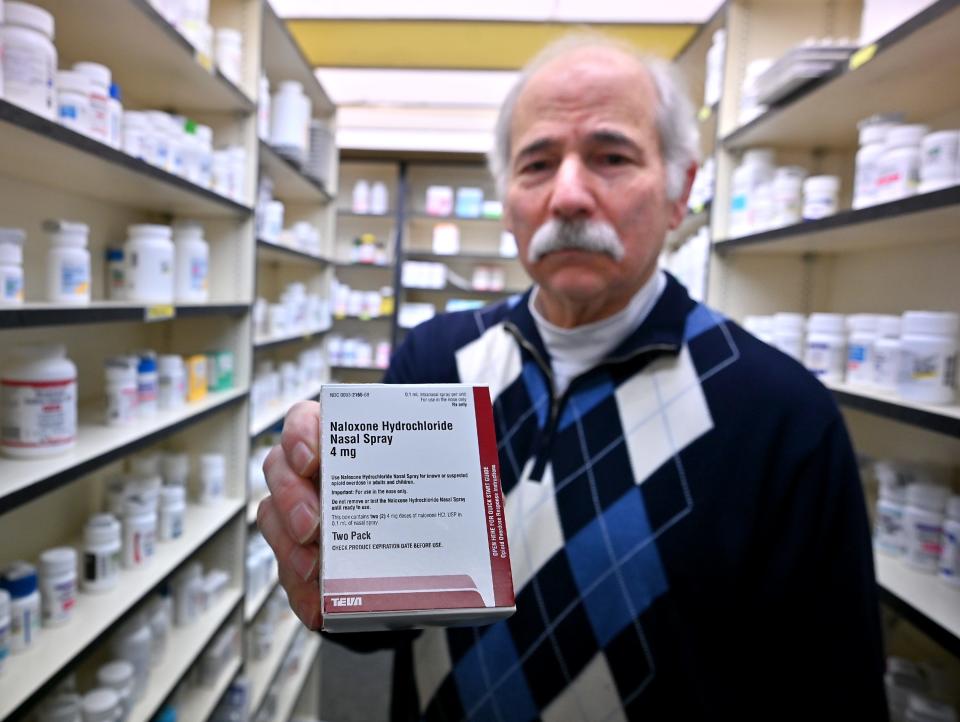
left=245, top=573, right=280, bottom=622
left=330, top=365, right=387, bottom=374
left=0, top=302, right=248, bottom=329
left=0, top=387, right=247, bottom=514
left=175, top=655, right=242, bottom=722
left=403, top=285, right=524, bottom=298
left=723, top=0, right=960, bottom=150
left=876, top=554, right=960, bottom=658
left=129, top=589, right=244, bottom=722
left=248, top=491, right=269, bottom=525
left=262, top=2, right=335, bottom=115
left=248, top=613, right=304, bottom=717
left=260, top=141, right=334, bottom=204
left=0, top=100, right=251, bottom=218
left=39, top=0, right=254, bottom=113
left=408, top=213, right=503, bottom=225
left=336, top=210, right=395, bottom=220
left=257, top=239, right=333, bottom=267
left=272, top=634, right=321, bottom=722
left=254, top=326, right=331, bottom=350
left=826, top=380, right=960, bottom=438
left=0, top=501, right=243, bottom=721
left=250, top=383, right=323, bottom=438
left=713, top=186, right=960, bottom=255
left=332, top=314, right=393, bottom=323
left=404, top=251, right=520, bottom=263
left=334, top=261, right=395, bottom=271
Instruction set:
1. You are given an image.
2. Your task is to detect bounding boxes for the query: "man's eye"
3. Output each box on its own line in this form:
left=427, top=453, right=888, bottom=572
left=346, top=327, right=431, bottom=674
left=521, top=160, right=550, bottom=174
left=601, top=154, right=629, bottom=166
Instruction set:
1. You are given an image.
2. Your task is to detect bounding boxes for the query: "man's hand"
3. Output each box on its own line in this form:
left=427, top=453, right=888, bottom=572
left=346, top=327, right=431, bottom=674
left=258, top=400, right=322, bottom=629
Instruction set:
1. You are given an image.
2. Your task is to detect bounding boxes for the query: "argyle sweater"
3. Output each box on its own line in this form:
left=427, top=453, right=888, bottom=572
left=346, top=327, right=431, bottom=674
left=332, top=273, right=887, bottom=721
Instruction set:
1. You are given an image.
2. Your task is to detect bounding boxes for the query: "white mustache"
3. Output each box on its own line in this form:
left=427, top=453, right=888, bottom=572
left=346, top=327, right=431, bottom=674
left=527, top=219, right=626, bottom=264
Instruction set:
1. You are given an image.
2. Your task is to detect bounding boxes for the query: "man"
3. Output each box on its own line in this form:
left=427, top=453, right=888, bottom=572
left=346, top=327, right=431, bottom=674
left=259, top=35, right=887, bottom=720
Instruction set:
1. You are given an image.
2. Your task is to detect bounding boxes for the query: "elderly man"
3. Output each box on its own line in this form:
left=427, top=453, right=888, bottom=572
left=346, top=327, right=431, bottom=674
left=258, top=35, right=887, bottom=720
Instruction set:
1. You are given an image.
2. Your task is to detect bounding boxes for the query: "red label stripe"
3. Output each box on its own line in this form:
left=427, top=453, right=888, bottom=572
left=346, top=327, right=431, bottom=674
left=1, top=378, right=76, bottom=388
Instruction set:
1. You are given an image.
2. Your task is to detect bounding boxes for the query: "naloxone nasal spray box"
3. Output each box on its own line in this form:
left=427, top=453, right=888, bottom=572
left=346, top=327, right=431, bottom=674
left=319, top=384, right=514, bottom=632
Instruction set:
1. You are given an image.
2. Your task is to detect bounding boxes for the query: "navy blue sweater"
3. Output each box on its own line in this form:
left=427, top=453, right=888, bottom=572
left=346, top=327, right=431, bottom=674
left=331, top=273, right=887, bottom=721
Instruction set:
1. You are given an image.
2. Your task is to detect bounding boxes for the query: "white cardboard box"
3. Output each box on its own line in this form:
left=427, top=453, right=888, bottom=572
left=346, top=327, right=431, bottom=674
left=319, top=384, right=515, bottom=632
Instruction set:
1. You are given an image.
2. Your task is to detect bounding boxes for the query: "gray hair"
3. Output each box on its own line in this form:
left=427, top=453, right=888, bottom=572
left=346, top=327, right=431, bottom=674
left=489, top=33, right=699, bottom=201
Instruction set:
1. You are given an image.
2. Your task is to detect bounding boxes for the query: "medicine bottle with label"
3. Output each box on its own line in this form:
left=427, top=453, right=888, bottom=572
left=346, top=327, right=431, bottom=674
left=904, top=482, right=948, bottom=573
left=45, top=220, right=91, bottom=304
left=0, top=561, right=40, bottom=653
left=39, top=547, right=77, bottom=627
left=802, top=175, right=840, bottom=220
left=104, top=357, right=138, bottom=426
left=0, top=589, right=10, bottom=675
left=1, top=2, right=57, bottom=119
left=159, top=485, right=186, bottom=541
left=172, top=222, right=209, bottom=303
left=897, top=311, right=959, bottom=405
left=0, top=228, right=26, bottom=306
left=804, top=313, right=846, bottom=382
left=846, top=314, right=879, bottom=388
left=939, top=496, right=960, bottom=587
left=125, top=224, right=175, bottom=303
left=137, top=353, right=159, bottom=419
left=1, top=344, right=78, bottom=458
left=83, top=514, right=121, bottom=593
left=72, top=62, right=112, bottom=144
left=96, top=661, right=135, bottom=721
left=108, top=83, right=124, bottom=150
left=158, top=354, right=186, bottom=411
left=122, top=494, right=157, bottom=569
left=55, top=70, right=92, bottom=137
left=198, top=453, right=226, bottom=504
left=874, top=462, right=908, bottom=556
left=876, top=124, right=929, bottom=203
left=873, top=315, right=902, bottom=392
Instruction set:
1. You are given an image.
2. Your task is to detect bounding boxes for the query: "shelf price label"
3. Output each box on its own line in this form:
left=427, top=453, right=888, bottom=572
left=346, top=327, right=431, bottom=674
left=849, top=44, right=877, bottom=70
left=195, top=51, right=215, bottom=73
left=145, top=305, right=176, bottom=322
left=697, top=105, right=713, bottom=122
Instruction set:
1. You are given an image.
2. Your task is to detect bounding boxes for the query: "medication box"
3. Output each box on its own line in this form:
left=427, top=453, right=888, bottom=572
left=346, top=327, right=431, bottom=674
left=320, top=384, right=514, bottom=632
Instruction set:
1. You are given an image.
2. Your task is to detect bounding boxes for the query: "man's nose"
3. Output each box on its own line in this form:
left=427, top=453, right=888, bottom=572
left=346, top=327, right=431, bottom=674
left=548, top=155, right=595, bottom=222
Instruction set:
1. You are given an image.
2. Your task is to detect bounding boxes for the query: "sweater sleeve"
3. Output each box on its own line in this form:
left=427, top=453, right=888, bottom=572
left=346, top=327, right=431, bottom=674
left=745, top=414, right=888, bottom=718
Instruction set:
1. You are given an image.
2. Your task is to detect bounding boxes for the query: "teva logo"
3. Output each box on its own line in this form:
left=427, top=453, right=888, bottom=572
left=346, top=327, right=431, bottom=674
left=331, top=596, right=363, bottom=607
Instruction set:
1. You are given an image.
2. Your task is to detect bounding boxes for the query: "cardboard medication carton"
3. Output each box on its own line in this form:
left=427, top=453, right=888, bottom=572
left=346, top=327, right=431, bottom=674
left=320, top=384, right=514, bottom=632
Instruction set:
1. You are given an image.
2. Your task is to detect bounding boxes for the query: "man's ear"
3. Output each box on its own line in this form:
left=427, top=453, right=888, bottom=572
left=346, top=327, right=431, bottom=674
left=667, top=162, right=698, bottom=230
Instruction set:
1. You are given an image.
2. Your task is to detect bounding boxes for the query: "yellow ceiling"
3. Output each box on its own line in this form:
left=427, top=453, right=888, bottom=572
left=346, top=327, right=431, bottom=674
left=286, top=20, right=697, bottom=70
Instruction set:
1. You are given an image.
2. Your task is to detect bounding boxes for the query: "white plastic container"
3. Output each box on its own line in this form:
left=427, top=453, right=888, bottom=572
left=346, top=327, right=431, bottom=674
left=0, top=589, right=9, bottom=675
left=0, top=561, right=40, bottom=653
left=904, top=482, right=949, bottom=573
left=82, top=514, right=121, bottom=593
left=262, top=200, right=284, bottom=243
left=0, top=228, right=25, bottom=306
left=136, top=354, right=159, bottom=418
left=214, top=28, right=242, bottom=86
left=171, top=562, right=201, bottom=627
left=56, top=70, right=92, bottom=137
left=772, top=168, right=804, bottom=227
left=172, top=222, right=209, bottom=303
left=846, top=314, right=879, bottom=387
left=876, top=124, right=929, bottom=203
left=104, top=357, right=138, bottom=426
left=1, top=344, right=77, bottom=458
left=196, top=124, right=213, bottom=188
left=729, top=148, right=775, bottom=237
left=122, top=111, right=148, bottom=160
left=804, top=313, right=845, bottom=381
left=873, top=315, right=902, bottom=392
left=897, top=311, right=958, bottom=405
left=45, top=221, right=91, bottom=304
left=125, top=224, right=174, bottom=303
left=36, top=693, right=83, bottom=722
left=95, top=661, right=134, bottom=722
left=198, top=453, right=225, bottom=504
left=939, top=495, right=960, bottom=587
left=802, top=175, right=839, bottom=220
left=257, top=73, right=270, bottom=141
left=161, top=452, right=189, bottom=487
left=370, top=181, right=389, bottom=215
left=72, top=62, right=111, bottom=143
left=157, top=354, right=186, bottom=410
left=111, top=619, right=151, bottom=701
left=145, top=111, right=171, bottom=170
left=39, top=547, right=77, bottom=627
left=853, top=117, right=896, bottom=209
left=1, top=1, right=57, bottom=119
left=874, top=461, right=908, bottom=557
left=159, top=485, right=186, bottom=541
left=122, top=495, right=157, bottom=569
left=772, top=312, right=805, bottom=361
left=919, top=129, right=960, bottom=193
left=107, top=83, right=123, bottom=150
left=270, top=81, right=308, bottom=162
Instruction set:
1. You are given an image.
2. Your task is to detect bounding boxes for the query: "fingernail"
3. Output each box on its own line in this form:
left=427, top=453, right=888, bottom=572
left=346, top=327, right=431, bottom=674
left=291, top=441, right=316, bottom=477
left=290, top=501, right=319, bottom=543
left=290, top=545, right=318, bottom=582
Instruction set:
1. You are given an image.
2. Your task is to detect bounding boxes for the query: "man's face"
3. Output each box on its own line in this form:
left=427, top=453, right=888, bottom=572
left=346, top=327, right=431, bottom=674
left=504, top=48, right=690, bottom=316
